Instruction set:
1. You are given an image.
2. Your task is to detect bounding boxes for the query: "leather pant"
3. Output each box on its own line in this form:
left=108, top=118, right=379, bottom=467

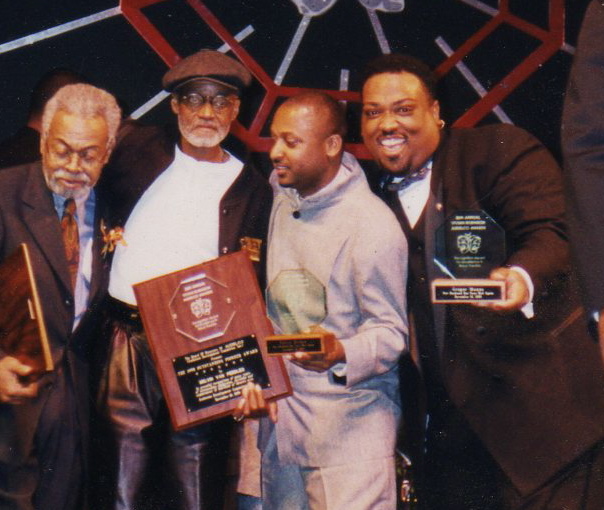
left=99, top=301, right=215, bottom=510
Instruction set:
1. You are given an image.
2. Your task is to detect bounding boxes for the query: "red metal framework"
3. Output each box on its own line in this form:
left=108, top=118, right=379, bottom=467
left=119, top=0, right=567, bottom=157
left=435, top=0, right=565, bottom=127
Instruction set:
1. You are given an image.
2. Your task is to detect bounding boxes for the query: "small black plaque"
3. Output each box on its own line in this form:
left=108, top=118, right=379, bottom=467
left=431, top=278, right=505, bottom=303
left=173, top=334, right=270, bottom=413
left=266, top=333, right=325, bottom=355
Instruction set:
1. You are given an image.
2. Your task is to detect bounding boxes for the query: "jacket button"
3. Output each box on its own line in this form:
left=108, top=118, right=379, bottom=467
left=222, top=208, right=228, bottom=215
left=221, top=246, right=228, bottom=254
left=476, top=326, right=487, bottom=335
left=65, top=298, right=73, bottom=307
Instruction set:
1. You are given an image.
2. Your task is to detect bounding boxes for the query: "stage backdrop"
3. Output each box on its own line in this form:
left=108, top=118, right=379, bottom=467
left=0, top=0, right=591, bottom=160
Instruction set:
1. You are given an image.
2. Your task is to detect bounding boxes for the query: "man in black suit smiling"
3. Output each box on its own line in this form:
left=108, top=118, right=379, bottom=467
left=361, top=52, right=604, bottom=510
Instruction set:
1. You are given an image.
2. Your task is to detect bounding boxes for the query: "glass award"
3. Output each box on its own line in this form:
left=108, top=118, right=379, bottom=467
left=432, top=210, right=507, bottom=303
left=264, top=268, right=328, bottom=355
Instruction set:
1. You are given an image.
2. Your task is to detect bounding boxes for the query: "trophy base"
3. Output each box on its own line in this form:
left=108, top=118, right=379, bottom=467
left=266, top=333, right=325, bottom=355
left=431, top=278, right=506, bottom=303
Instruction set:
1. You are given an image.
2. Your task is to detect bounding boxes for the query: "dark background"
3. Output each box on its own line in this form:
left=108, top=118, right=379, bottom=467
left=0, top=0, right=592, bottom=162
left=0, top=2, right=592, bottom=508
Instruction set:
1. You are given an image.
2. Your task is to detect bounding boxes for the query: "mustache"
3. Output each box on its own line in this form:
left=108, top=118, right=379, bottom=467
left=192, top=122, right=218, bottom=129
left=51, top=169, right=92, bottom=185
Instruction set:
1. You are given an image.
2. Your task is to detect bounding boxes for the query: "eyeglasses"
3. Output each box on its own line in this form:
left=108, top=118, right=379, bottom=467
left=50, top=144, right=106, bottom=169
left=178, top=93, right=234, bottom=112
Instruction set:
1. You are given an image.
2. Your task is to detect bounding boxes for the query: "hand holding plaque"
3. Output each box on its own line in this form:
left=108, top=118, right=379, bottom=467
left=432, top=211, right=507, bottom=303
left=233, top=381, right=279, bottom=423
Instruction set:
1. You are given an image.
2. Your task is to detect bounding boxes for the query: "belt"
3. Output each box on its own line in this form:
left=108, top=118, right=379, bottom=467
left=106, top=296, right=143, bottom=330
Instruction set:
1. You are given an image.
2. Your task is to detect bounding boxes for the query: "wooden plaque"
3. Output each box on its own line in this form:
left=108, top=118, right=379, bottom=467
left=133, top=250, right=291, bottom=430
left=0, top=243, right=53, bottom=374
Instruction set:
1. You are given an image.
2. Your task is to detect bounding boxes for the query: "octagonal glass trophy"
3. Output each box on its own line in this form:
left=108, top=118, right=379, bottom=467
left=264, top=268, right=329, bottom=355
left=432, top=210, right=507, bottom=303
left=133, top=250, right=291, bottom=430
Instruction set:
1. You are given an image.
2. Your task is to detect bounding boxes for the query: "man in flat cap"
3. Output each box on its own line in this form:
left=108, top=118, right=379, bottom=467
left=97, top=49, right=272, bottom=510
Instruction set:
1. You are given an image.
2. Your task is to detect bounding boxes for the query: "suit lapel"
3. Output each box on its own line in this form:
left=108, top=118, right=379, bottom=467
left=21, top=163, right=73, bottom=295
left=88, top=193, right=107, bottom=305
left=423, top=179, right=447, bottom=356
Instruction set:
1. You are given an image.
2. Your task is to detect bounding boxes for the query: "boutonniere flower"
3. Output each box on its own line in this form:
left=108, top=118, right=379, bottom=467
left=100, top=219, right=127, bottom=257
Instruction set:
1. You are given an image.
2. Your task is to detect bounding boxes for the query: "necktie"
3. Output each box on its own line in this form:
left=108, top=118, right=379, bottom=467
left=384, top=166, right=429, bottom=192
left=61, top=198, right=79, bottom=291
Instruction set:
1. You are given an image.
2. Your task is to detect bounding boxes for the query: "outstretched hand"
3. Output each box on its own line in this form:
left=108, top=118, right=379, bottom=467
left=473, top=267, right=530, bottom=313
left=286, top=327, right=345, bottom=372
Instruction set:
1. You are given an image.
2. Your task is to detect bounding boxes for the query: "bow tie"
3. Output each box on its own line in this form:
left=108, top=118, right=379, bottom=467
left=383, top=166, right=429, bottom=192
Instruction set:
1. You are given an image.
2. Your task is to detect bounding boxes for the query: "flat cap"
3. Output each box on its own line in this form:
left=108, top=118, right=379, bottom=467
left=162, top=49, right=252, bottom=93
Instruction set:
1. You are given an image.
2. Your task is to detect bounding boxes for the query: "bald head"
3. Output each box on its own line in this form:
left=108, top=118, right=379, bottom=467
left=280, top=91, right=347, bottom=142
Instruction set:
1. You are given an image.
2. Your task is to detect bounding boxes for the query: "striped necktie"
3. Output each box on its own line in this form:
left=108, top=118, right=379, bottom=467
left=61, top=198, right=79, bottom=291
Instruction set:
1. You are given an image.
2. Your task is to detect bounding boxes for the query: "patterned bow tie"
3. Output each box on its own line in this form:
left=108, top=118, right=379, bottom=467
left=384, top=166, right=429, bottom=192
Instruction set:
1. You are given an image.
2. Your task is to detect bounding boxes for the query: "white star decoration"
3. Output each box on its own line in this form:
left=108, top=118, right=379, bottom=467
left=290, top=0, right=405, bottom=16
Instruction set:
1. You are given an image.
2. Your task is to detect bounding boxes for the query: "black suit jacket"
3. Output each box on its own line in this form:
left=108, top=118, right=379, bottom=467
left=388, top=125, right=604, bottom=495
left=563, top=0, right=604, bottom=313
left=0, top=161, right=108, bottom=477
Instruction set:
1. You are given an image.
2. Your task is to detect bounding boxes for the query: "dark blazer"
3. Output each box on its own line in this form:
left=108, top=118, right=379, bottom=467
left=96, top=123, right=174, bottom=229
left=388, top=124, right=604, bottom=496
left=563, top=0, right=604, bottom=313
left=97, top=123, right=273, bottom=277
left=0, top=162, right=108, bottom=507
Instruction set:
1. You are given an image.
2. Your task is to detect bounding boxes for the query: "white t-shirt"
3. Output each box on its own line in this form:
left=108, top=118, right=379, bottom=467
left=109, top=145, right=243, bottom=305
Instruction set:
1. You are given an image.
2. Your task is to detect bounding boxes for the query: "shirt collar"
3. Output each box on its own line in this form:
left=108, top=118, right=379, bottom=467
left=52, top=189, right=92, bottom=217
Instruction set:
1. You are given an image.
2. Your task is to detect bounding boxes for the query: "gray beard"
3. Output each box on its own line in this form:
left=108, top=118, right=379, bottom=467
left=44, top=169, right=92, bottom=199
left=178, top=120, right=228, bottom=149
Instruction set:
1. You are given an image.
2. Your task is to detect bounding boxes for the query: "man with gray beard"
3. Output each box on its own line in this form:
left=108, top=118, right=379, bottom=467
left=98, top=49, right=272, bottom=509
left=0, top=83, right=120, bottom=510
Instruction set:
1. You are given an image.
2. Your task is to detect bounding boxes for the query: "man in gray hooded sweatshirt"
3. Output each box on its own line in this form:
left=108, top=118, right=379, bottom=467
left=237, top=91, right=409, bottom=510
